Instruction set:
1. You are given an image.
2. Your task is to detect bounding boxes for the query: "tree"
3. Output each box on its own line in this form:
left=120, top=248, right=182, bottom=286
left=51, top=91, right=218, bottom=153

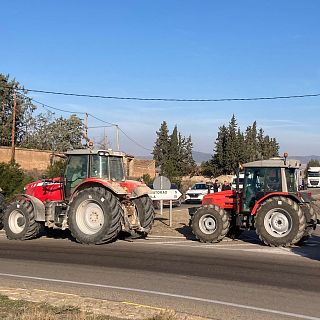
left=20, top=114, right=85, bottom=152
left=203, top=115, right=280, bottom=176
left=225, top=114, right=239, bottom=173
left=153, top=122, right=196, bottom=179
left=0, top=74, right=36, bottom=147
left=0, top=162, right=33, bottom=199
left=244, top=121, right=258, bottom=162
left=152, top=121, right=170, bottom=169
left=211, top=125, right=228, bottom=175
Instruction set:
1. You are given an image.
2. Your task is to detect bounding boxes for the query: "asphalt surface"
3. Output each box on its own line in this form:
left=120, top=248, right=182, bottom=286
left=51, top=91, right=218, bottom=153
left=0, top=210, right=319, bottom=320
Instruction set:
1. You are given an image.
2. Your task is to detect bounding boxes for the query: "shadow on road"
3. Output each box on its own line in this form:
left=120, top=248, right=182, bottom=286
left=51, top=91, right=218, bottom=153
left=291, top=234, right=320, bottom=262
left=42, top=228, right=74, bottom=241
left=175, top=224, right=197, bottom=240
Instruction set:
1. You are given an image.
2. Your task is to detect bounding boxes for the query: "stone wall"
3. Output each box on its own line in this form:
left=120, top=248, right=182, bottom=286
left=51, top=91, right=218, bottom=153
left=0, top=147, right=155, bottom=178
left=0, top=146, right=58, bottom=172
left=130, top=159, right=156, bottom=178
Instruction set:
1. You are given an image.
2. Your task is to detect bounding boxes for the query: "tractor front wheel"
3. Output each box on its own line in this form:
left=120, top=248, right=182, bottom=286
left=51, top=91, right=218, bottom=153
left=255, top=197, right=306, bottom=247
left=68, top=187, right=122, bottom=244
left=192, top=205, right=229, bottom=243
left=3, top=198, right=42, bottom=240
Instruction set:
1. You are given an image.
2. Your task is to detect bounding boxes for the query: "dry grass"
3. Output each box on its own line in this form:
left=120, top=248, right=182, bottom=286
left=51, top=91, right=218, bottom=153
left=0, top=294, right=118, bottom=320
left=0, top=295, right=188, bottom=320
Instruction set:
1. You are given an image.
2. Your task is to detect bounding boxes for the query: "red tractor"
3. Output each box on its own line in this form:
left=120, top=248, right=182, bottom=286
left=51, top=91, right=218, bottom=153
left=190, top=156, right=318, bottom=247
left=2, top=149, right=155, bottom=244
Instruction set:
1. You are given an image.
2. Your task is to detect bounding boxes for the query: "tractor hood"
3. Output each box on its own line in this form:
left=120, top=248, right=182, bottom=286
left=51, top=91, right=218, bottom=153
left=202, top=190, right=237, bottom=210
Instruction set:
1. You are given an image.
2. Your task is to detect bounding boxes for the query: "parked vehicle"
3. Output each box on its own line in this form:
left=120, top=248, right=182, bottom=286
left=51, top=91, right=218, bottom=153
left=190, top=156, right=318, bottom=247
left=185, top=182, right=212, bottom=203
left=152, top=183, right=182, bottom=209
left=307, top=167, right=320, bottom=188
left=2, top=149, right=155, bottom=244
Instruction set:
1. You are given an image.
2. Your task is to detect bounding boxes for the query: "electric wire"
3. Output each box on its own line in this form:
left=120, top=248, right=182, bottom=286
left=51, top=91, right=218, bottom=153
left=11, top=86, right=320, bottom=102
left=22, top=94, right=152, bottom=152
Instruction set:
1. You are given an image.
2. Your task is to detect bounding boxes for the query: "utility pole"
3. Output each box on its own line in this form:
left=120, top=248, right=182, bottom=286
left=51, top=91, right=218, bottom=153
left=11, top=90, right=16, bottom=162
left=115, top=125, right=120, bottom=151
left=85, top=113, right=88, bottom=141
left=104, top=127, right=107, bottom=148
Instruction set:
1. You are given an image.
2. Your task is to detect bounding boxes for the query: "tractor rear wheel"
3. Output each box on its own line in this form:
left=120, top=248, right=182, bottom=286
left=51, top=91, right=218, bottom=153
left=255, top=197, right=306, bottom=247
left=128, top=195, right=155, bottom=239
left=68, top=187, right=122, bottom=244
left=133, top=195, right=155, bottom=234
left=192, top=205, right=229, bottom=243
left=3, top=198, right=42, bottom=240
left=297, top=203, right=317, bottom=244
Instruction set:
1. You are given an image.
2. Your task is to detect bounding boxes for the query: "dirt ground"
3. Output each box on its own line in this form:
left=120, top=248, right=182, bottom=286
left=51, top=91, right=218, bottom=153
left=151, top=205, right=196, bottom=239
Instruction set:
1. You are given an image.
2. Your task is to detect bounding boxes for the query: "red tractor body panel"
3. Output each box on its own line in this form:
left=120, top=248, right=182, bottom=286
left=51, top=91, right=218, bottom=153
left=25, top=177, right=148, bottom=204
left=202, top=190, right=237, bottom=210
left=25, top=178, right=64, bottom=202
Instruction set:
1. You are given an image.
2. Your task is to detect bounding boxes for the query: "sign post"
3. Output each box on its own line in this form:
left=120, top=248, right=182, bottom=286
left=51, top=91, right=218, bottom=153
left=149, top=188, right=182, bottom=227
left=153, top=176, right=171, bottom=216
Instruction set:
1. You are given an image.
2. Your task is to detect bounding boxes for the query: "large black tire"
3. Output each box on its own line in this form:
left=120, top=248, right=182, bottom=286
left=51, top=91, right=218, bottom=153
left=255, top=197, right=306, bottom=247
left=130, top=195, right=155, bottom=238
left=191, top=205, right=230, bottom=243
left=0, top=193, right=5, bottom=230
left=3, top=198, right=42, bottom=240
left=297, top=203, right=317, bottom=244
left=68, top=187, right=122, bottom=244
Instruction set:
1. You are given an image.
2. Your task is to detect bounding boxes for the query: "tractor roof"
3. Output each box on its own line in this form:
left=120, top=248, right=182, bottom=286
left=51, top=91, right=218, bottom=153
left=65, top=149, right=126, bottom=157
left=243, top=157, right=300, bottom=169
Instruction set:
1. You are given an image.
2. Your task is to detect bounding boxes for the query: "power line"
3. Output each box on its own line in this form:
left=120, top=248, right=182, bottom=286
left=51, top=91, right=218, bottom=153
left=118, top=127, right=153, bottom=152
left=13, top=86, right=320, bottom=102
left=88, top=125, right=114, bottom=129
left=25, top=95, right=152, bottom=152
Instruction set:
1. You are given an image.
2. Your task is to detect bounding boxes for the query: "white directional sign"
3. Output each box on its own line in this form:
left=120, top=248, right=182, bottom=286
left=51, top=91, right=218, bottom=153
left=149, top=189, right=182, bottom=201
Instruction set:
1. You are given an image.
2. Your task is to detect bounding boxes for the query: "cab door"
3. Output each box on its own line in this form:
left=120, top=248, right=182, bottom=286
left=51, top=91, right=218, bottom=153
left=64, top=155, right=89, bottom=199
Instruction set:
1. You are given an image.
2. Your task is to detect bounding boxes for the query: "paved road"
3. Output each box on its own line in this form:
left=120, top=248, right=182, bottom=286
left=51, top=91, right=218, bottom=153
left=0, top=223, right=319, bottom=320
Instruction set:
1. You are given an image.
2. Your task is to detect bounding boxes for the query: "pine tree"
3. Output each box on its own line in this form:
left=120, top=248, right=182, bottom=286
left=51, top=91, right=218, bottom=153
left=244, top=121, right=258, bottom=162
left=152, top=121, right=169, bottom=169
left=212, top=125, right=228, bottom=175
left=225, top=114, right=238, bottom=173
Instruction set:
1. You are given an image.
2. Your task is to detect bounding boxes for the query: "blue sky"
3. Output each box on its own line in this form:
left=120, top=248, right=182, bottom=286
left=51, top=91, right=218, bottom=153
left=1, top=0, right=320, bottom=156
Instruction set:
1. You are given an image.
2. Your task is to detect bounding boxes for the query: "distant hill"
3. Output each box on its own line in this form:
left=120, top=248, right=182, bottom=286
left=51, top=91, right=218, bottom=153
left=136, top=151, right=211, bottom=164
left=136, top=153, right=320, bottom=166
left=192, top=151, right=211, bottom=164
left=290, top=155, right=320, bottom=165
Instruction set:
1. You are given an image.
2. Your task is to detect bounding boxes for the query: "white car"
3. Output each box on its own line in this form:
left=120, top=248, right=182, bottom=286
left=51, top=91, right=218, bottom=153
left=185, top=182, right=212, bottom=203
left=231, top=173, right=244, bottom=190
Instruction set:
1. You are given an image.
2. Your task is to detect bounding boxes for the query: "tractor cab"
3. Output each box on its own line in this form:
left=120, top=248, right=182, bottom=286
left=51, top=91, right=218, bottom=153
left=64, top=149, right=126, bottom=198
left=241, top=158, right=300, bottom=213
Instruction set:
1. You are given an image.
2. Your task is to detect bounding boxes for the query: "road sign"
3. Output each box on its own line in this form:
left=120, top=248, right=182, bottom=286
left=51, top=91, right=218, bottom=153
left=149, top=189, right=182, bottom=201
left=153, top=176, right=171, bottom=190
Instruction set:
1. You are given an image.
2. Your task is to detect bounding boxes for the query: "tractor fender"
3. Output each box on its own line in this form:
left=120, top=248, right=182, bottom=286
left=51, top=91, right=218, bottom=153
left=16, top=194, right=45, bottom=221
left=131, top=185, right=151, bottom=198
left=71, top=179, right=127, bottom=200
left=251, top=192, right=303, bottom=215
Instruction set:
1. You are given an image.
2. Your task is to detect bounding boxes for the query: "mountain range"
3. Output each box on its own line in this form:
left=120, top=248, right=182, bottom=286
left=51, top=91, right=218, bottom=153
left=137, top=152, right=320, bottom=165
